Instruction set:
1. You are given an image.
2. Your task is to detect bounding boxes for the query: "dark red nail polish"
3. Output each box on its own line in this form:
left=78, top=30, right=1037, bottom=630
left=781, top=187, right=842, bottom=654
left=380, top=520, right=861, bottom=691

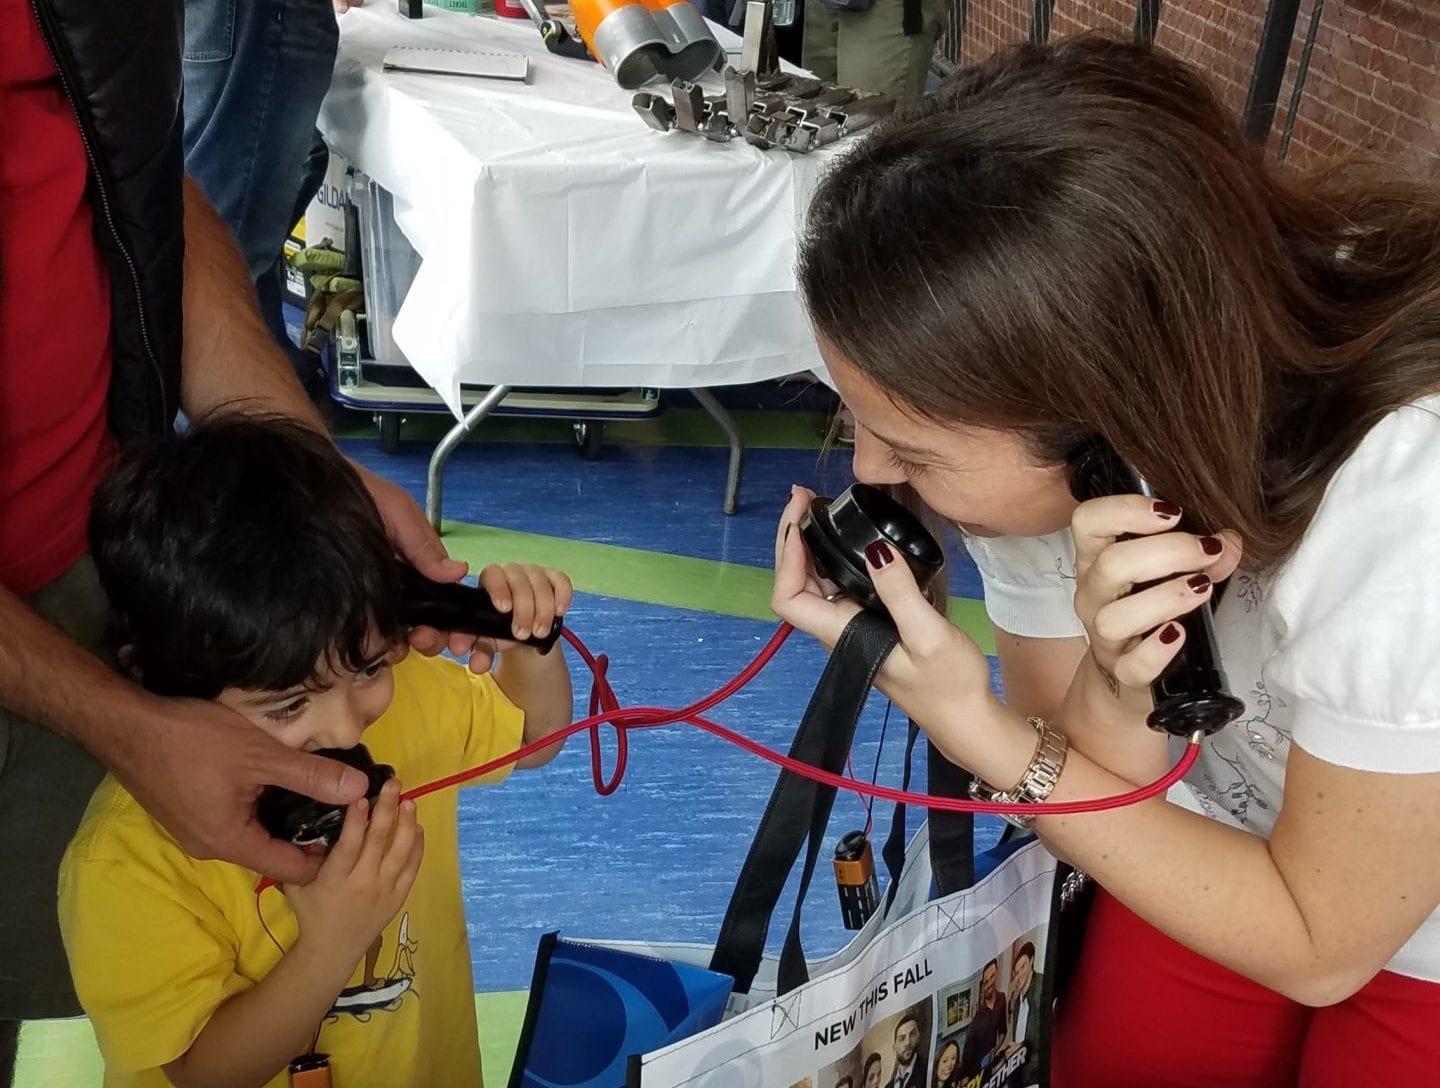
left=1200, top=536, right=1223, bottom=556
left=1153, top=500, right=1182, bottom=519
left=1187, top=574, right=1211, bottom=593
left=865, top=541, right=894, bottom=569
left=1159, top=624, right=1181, bottom=645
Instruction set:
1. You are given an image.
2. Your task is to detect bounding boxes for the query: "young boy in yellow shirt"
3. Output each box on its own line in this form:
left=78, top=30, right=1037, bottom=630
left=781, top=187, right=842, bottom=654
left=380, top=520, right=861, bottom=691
left=59, top=416, right=574, bottom=1087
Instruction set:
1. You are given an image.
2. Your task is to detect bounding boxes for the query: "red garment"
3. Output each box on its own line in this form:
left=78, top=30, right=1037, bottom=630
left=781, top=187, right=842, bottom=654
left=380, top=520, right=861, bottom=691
left=0, top=0, right=115, bottom=596
left=1052, top=886, right=1440, bottom=1087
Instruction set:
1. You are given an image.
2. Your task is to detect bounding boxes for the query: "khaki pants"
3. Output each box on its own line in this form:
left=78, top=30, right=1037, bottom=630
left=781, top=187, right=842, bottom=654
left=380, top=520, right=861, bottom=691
left=801, top=0, right=949, bottom=102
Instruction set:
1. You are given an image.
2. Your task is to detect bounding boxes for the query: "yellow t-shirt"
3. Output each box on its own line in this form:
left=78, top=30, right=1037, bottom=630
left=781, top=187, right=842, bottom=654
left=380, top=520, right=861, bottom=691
left=58, top=651, right=526, bottom=1088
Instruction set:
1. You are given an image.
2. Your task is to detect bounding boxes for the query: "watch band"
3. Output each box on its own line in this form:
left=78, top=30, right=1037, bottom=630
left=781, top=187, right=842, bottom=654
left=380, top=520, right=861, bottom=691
left=967, top=717, right=1069, bottom=830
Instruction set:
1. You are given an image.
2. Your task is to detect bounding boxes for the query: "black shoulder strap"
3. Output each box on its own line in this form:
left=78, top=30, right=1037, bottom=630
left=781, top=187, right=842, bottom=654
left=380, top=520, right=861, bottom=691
left=709, top=611, right=898, bottom=994
left=882, top=721, right=975, bottom=907
left=881, top=720, right=924, bottom=911
left=927, top=740, right=975, bottom=893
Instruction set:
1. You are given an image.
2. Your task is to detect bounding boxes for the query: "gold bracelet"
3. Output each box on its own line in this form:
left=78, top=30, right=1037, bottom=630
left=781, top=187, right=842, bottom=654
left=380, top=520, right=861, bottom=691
left=966, top=717, right=1069, bottom=830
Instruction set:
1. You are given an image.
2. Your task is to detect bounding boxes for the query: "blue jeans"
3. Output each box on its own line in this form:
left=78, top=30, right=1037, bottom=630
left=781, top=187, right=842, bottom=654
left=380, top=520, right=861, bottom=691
left=183, top=0, right=339, bottom=385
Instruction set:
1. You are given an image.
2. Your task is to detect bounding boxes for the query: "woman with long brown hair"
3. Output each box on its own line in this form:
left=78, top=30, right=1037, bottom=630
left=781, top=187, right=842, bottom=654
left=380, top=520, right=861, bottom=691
left=772, top=34, right=1440, bottom=1086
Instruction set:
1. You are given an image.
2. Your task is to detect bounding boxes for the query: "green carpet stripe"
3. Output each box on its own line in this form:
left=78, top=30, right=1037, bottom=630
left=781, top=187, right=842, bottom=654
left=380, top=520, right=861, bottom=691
left=475, top=989, right=530, bottom=1083
left=440, top=522, right=996, bottom=655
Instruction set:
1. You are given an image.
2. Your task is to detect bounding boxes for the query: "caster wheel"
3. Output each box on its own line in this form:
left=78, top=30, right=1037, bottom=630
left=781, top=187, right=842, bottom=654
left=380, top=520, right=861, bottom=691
left=377, top=412, right=401, bottom=454
left=573, top=419, right=605, bottom=460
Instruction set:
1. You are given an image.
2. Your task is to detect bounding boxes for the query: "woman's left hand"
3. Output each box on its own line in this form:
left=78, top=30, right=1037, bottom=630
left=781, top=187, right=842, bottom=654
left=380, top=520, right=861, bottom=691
left=772, top=487, right=996, bottom=747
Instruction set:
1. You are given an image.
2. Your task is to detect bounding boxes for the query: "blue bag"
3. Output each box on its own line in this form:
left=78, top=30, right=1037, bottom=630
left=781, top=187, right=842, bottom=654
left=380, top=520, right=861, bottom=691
left=510, top=935, right=733, bottom=1088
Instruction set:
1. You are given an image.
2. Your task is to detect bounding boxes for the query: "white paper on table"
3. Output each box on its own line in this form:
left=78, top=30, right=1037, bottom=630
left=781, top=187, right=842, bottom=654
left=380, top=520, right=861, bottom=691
left=320, top=5, right=830, bottom=414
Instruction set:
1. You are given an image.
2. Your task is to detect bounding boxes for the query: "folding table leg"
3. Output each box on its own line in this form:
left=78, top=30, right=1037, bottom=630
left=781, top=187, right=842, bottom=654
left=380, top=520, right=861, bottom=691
left=426, top=384, right=512, bottom=532
left=692, top=387, right=745, bottom=515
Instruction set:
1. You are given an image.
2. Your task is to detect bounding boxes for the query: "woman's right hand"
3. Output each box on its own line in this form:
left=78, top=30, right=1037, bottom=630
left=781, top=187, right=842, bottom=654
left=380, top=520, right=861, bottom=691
left=773, top=486, right=1007, bottom=773
left=284, top=778, right=424, bottom=965
left=1070, top=495, right=1243, bottom=702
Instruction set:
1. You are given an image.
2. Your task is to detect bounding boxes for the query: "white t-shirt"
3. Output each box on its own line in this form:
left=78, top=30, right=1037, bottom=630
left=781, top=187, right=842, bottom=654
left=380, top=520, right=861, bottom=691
left=963, top=395, right=1440, bottom=981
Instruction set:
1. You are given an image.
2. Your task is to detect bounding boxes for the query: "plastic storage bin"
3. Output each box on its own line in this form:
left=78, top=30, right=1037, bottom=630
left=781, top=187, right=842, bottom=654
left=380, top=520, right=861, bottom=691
left=350, top=174, right=422, bottom=378
left=331, top=172, right=662, bottom=457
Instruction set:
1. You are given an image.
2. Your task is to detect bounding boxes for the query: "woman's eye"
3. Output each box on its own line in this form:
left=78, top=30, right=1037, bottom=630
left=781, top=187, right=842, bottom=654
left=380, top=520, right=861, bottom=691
left=265, top=698, right=307, bottom=723
left=886, top=447, right=926, bottom=479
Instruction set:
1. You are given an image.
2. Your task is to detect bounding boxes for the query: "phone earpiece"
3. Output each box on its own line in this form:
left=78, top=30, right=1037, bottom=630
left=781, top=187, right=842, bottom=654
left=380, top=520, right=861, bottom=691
left=1065, top=436, right=1244, bottom=738
left=798, top=484, right=945, bottom=613
left=256, top=744, right=395, bottom=848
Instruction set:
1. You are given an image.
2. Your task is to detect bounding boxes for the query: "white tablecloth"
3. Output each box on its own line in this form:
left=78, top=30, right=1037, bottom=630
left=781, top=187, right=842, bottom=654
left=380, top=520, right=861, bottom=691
left=319, top=5, right=833, bottom=414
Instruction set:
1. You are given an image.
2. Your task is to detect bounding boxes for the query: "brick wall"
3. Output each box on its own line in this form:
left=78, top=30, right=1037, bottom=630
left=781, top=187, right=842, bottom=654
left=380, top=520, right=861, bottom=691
left=947, top=0, right=1440, bottom=169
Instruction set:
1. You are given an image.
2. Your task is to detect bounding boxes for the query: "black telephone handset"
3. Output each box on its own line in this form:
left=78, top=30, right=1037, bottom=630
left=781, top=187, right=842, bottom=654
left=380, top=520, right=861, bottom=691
left=396, top=563, right=563, bottom=654
left=256, top=566, right=563, bottom=846
left=1067, top=436, right=1244, bottom=738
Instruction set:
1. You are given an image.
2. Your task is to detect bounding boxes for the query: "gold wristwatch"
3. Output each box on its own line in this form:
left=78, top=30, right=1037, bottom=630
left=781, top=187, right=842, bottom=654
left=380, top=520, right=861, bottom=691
left=967, top=717, right=1069, bottom=830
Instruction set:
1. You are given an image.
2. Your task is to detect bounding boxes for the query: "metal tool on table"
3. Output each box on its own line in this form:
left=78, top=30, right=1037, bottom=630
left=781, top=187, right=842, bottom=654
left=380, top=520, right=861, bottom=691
left=629, top=0, right=897, bottom=153
left=516, top=0, right=723, bottom=88
left=644, top=0, right=726, bottom=82
left=737, top=0, right=779, bottom=76
left=515, top=0, right=595, bottom=59
left=633, top=69, right=895, bottom=153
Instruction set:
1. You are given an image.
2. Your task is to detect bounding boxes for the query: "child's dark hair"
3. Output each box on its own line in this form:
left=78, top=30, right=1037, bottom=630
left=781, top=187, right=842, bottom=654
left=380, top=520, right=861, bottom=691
left=90, top=414, right=403, bottom=699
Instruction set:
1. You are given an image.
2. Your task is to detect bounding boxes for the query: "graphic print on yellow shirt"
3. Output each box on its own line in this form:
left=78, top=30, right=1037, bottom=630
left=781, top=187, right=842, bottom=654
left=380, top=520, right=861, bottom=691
left=337, top=911, right=420, bottom=1019
left=58, top=651, right=525, bottom=1088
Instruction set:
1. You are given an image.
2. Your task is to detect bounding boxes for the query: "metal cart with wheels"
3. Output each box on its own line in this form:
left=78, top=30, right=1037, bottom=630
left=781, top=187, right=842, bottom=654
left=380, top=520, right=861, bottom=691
left=335, top=173, right=746, bottom=530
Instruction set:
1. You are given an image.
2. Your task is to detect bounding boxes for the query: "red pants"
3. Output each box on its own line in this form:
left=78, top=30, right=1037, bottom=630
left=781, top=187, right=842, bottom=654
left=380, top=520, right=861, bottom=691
left=1052, top=888, right=1440, bottom=1088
